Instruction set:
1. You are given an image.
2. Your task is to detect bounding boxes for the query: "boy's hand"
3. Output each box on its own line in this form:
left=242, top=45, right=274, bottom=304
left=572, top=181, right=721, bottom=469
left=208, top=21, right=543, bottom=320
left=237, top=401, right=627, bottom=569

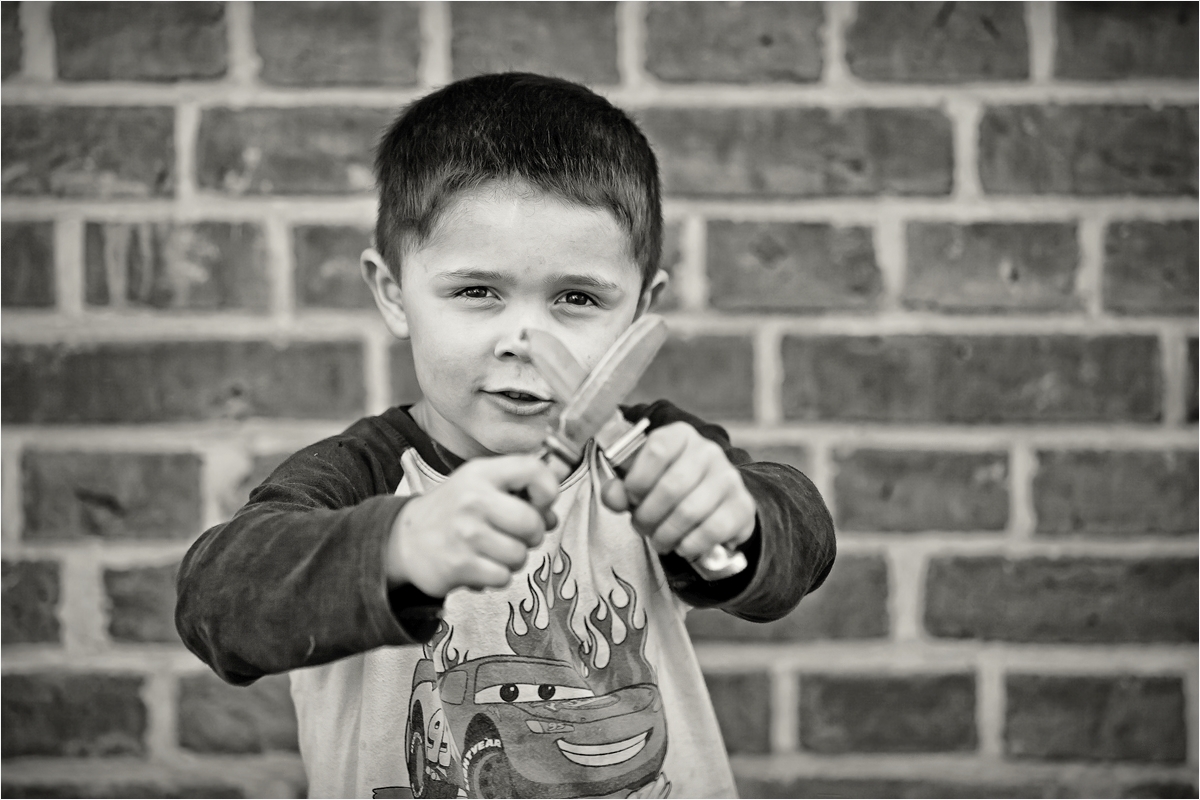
left=387, top=455, right=558, bottom=597
left=602, top=422, right=757, bottom=564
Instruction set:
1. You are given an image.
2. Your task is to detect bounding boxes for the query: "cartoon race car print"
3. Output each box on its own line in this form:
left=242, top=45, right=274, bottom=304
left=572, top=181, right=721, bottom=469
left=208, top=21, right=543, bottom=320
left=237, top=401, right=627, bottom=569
left=406, top=654, right=667, bottom=798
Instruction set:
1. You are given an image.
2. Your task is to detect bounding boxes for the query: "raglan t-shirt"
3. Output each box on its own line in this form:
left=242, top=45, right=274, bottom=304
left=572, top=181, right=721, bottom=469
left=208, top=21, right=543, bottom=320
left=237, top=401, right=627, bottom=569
left=176, top=401, right=835, bottom=799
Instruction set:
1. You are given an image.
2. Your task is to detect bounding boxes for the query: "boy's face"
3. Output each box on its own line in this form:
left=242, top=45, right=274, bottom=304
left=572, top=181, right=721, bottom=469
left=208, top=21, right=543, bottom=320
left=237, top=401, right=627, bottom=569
left=364, top=185, right=665, bottom=460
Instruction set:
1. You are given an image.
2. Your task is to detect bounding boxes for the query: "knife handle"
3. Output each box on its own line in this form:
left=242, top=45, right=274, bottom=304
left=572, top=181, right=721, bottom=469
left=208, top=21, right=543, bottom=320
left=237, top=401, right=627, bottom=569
left=600, top=429, right=748, bottom=582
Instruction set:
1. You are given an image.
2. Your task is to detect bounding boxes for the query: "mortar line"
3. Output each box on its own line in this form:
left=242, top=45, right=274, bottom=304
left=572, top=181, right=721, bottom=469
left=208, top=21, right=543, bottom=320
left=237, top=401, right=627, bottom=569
left=807, top=438, right=835, bottom=505
left=262, top=214, right=294, bottom=322
left=677, top=214, right=708, bottom=312
left=1076, top=215, right=1106, bottom=318
left=54, top=215, right=85, bottom=315
left=419, top=1, right=452, bottom=87
left=754, top=324, right=783, bottom=426
left=143, top=669, right=179, bottom=761
left=364, top=326, right=395, bottom=417
left=873, top=210, right=905, bottom=311
left=224, top=0, right=259, bottom=85
left=59, top=548, right=110, bottom=654
left=18, top=1, right=55, bottom=81
left=822, top=1, right=854, bottom=86
left=174, top=103, right=201, bottom=204
left=976, top=656, right=1006, bottom=757
left=201, top=443, right=252, bottom=530
left=2, top=437, right=25, bottom=550
left=616, top=1, right=648, bottom=89
left=1161, top=329, right=1188, bottom=428
left=1027, top=1, right=1057, bottom=84
left=1185, top=659, right=1199, bottom=769
left=887, top=543, right=926, bottom=642
left=770, top=666, right=799, bottom=754
left=947, top=97, right=983, bottom=200
left=1008, top=441, right=1037, bottom=540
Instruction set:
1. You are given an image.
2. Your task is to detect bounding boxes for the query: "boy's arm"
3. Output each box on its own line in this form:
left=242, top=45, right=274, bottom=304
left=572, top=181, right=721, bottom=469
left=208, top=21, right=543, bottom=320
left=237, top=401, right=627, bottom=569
left=621, top=400, right=835, bottom=621
left=175, top=412, right=443, bottom=686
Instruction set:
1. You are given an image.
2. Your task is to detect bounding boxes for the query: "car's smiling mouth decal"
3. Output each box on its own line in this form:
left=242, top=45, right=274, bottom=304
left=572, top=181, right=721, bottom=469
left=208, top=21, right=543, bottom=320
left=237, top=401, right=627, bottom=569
left=555, top=730, right=650, bottom=767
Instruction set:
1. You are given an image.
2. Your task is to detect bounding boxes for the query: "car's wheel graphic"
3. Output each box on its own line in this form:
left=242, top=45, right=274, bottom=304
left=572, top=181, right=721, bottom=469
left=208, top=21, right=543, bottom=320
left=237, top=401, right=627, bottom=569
left=407, top=709, right=428, bottom=798
left=463, top=737, right=514, bottom=798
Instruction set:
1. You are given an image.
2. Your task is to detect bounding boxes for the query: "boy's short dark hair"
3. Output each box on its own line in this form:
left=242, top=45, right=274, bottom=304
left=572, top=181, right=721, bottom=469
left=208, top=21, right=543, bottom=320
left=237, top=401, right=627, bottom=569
left=374, top=72, right=663, bottom=289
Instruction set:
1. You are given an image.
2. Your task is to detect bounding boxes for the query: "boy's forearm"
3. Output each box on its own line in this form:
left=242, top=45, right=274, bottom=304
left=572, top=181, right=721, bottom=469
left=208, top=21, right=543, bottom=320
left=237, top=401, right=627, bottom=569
left=176, top=495, right=441, bottom=685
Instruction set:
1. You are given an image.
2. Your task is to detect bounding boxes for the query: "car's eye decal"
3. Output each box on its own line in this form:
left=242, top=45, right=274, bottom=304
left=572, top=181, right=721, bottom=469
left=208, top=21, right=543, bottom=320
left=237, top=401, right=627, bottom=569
left=474, top=683, right=596, bottom=704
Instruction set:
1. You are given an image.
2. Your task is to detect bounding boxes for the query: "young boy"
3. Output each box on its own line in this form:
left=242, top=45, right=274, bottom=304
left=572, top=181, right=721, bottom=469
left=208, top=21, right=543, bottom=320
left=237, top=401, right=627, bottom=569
left=177, top=73, right=835, bottom=799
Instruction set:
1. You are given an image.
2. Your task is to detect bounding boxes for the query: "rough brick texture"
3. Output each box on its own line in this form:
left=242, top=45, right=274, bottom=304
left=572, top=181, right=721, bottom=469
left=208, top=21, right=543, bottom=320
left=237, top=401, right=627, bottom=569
left=196, top=107, right=391, bottom=195
left=799, top=673, right=977, bottom=753
left=781, top=334, right=1160, bottom=423
left=2, top=560, right=61, bottom=644
left=707, top=221, right=881, bottom=312
left=391, top=341, right=423, bottom=406
left=3, top=341, right=366, bottom=424
left=221, top=452, right=289, bottom=519
left=22, top=451, right=203, bottom=541
left=177, top=672, right=299, bottom=753
left=925, top=556, right=1198, bottom=643
left=905, top=222, right=1081, bottom=313
left=640, top=107, right=953, bottom=198
left=627, top=335, right=755, bottom=420
left=979, top=105, right=1198, bottom=196
left=645, top=2, right=823, bottom=84
left=1056, top=3, right=1198, bottom=80
left=52, top=2, right=227, bottom=82
left=104, top=563, right=179, bottom=642
left=294, top=225, right=374, bottom=309
left=451, top=2, right=618, bottom=85
left=2, top=221, right=55, bottom=308
left=734, top=776, right=1054, bottom=799
left=1006, top=675, right=1187, bottom=763
left=834, top=449, right=1009, bottom=532
left=254, top=2, right=420, bottom=87
left=1034, top=450, right=1198, bottom=536
left=704, top=672, right=771, bottom=754
left=654, top=220, right=683, bottom=312
left=1103, top=220, right=1198, bottom=315
left=85, top=222, right=269, bottom=311
left=1, top=106, right=174, bottom=198
left=1, top=673, right=146, bottom=757
left=2, top=2, right=20, bottom=79
left=1, top=782, right=245, bottom=799
left=846, top=2, right=1028, bottom=82
left=1189, top=337, right=1199, bottom=422
left=687, top=554, right=888, bottom=641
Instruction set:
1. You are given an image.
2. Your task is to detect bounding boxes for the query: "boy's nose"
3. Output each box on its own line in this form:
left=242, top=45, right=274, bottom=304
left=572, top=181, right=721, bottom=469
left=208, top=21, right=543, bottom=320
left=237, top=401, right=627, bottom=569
left=493, top=324, right=536, bottom=360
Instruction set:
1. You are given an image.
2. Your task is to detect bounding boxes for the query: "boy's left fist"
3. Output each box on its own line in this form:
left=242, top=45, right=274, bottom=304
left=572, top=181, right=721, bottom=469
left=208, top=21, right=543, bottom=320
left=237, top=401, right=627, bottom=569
left=602, top=422, right=757, bottom=563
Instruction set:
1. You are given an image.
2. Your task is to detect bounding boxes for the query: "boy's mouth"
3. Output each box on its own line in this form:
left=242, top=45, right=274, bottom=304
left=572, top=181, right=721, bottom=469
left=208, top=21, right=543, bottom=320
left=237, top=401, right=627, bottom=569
left=485, top=388, right=554, bottom=416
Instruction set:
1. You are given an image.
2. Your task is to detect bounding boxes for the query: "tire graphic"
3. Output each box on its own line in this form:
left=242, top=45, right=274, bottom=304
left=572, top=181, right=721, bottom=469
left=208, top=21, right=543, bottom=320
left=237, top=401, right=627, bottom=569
left=407, top=710, right=427, bottom=798
left=462, top=736, right=515, bottom=798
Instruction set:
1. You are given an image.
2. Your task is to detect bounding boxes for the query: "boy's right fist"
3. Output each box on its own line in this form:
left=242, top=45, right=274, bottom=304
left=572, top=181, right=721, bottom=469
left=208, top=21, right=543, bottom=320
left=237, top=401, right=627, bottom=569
left=386, top=455, right=559, bottom=597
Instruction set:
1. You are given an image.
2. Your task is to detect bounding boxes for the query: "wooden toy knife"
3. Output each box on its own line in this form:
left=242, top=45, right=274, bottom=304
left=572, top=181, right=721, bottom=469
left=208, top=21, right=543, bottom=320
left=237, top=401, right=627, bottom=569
left=517, top=315, right=748, bottom=581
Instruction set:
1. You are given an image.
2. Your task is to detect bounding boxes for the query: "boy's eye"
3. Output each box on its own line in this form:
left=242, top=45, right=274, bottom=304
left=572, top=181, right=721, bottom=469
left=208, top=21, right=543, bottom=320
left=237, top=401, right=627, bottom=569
left=559, top=291, right=595, bottom=307
left=456, top=287, right=492, bottom=299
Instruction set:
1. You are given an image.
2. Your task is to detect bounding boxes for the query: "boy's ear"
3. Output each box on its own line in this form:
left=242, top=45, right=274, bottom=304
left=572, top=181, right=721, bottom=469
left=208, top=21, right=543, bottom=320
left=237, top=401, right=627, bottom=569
left=634, top=269, right=670, bottom=319
left=360, top=248, right=410, bottom=339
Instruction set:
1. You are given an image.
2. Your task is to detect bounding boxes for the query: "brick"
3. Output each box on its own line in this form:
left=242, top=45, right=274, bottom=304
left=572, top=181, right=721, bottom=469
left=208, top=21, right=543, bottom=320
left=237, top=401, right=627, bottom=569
left=707, top=221, right=881, bottom=312
left=925, top=556, right=1198, bottom=643
left=1103, top=220, right=1198, bottom=315
left=294, top=225, right=374, bottom=309
left=1034, top=450, right=1198, bottom=536
left=196, top=107, right=391, bottom=195
left=1056, top=3, right=1198, bottom=80
left=979, top=105, right=1198, bottom=196
left=704, top=672, right=771, bottom=754
left=105, top=563, right=178, bottom=642
left=1, top=782, right=243, bottom=799
left=781, top=334, right=1160, bottom=424
left=254, top=2, right=419, bottom=87
left=1122, top=782, right=1198, bottom=799
left=745, top=445, right=810, bottom=473
left=905, top=222, right=1081, bottom=313
left=1, top=672, right=146, bottom=757
left=52, top=2, right=226, bottom=81
left=835, top=449, right=1008, bottom=532
left=640, top=107, right=952, bottom=198
left=221, top=452, right=289, bottom=519
left=687, top=554, right=888, bottom=641
left=3, top=340, right=366, bottom=424
left=799, top=673, right=976, bottom=753
left=451, top=2, right=618, bottom=85
left=178, top=672, right=298, bottom=753
left=1006, top=674, right=1186, bottom=762
left=2, top=560, right=60, bottom=644
left=846, top=2, right=1028, bottom=82
left=391, top=342, right=422, bottom=406
left=653, top=219, right=682, bottom=312
left=23, top=451, right=202, bottom=541
left=734, top=775, right=1052, bottom=799
left=645, top=2, right=823, bottom=83
left=85, top=222, right=269, bottom=311
left=1, top=106, right=174, bottom=197
left=2, top=221, right=55, bottom=308
left=1189, top=338, right=1198, bottom=423
left=2, top=1, right=20, bottom=79
left=627, top=335, right=754, bottom=421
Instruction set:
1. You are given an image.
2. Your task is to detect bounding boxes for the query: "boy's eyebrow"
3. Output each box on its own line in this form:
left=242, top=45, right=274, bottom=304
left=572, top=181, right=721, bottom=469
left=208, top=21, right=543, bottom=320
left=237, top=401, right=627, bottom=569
left=434, top=268, right=627, bottom=294
left=432, top=268, right=509, bottom=283
left=545, top=271, right=626, bottom=294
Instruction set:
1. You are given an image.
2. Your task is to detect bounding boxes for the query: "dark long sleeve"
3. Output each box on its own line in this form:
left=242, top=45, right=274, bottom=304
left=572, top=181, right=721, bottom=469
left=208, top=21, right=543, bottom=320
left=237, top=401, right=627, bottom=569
left=625, top=401, right=836, bottom=622
left=175, top=409, right=445, bottom=686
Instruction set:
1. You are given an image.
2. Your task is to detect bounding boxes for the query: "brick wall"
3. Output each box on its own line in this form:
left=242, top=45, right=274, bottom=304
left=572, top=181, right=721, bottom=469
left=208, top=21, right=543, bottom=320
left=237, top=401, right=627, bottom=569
left=2, top=2, right=1196, bottom=798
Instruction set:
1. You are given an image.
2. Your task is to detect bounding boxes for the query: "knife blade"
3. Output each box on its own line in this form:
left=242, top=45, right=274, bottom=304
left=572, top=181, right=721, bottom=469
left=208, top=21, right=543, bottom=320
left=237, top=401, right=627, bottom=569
left=519, top=317, right=747, bottom=581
